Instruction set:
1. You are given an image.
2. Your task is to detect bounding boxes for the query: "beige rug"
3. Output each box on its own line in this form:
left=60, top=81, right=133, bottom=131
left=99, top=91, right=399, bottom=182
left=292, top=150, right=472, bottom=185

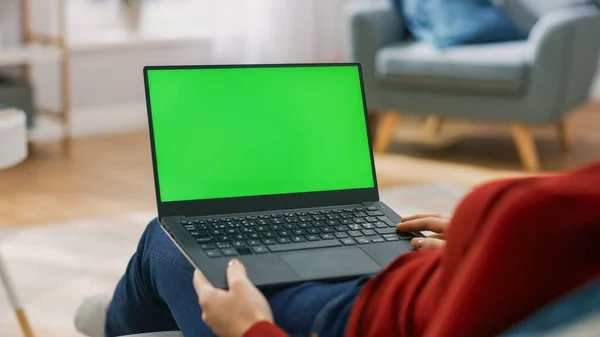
left=0, top=184, right=466, bottom=337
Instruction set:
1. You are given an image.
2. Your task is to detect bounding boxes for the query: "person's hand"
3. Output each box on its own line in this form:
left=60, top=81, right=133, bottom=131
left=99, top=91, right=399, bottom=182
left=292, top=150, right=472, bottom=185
left=193, top=259, right=274, bottom=337
left=396, top=214, right=450, bottom=250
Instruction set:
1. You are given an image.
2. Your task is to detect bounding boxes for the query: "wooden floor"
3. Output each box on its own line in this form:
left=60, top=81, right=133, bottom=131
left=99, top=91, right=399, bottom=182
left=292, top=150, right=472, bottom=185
left=2, top=102, right=600, bottom=229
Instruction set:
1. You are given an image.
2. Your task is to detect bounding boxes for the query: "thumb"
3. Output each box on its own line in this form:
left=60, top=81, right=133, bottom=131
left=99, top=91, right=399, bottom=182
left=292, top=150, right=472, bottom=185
left=411, top=237, right=446, bottom=250
left=226, top=259, right=249, bottom=290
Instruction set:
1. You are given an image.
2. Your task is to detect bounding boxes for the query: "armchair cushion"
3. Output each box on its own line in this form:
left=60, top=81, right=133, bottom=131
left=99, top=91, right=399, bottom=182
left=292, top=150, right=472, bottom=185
left=375, top=41, right=531, bottom=94
left=396, top=0, right=527, bottom=49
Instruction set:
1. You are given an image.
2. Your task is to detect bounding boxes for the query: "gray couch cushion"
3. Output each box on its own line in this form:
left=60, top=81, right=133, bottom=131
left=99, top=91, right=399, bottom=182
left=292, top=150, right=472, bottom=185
left=375, top=41, right=530, bottom=94
left=494, top=0, right=596, bottom=30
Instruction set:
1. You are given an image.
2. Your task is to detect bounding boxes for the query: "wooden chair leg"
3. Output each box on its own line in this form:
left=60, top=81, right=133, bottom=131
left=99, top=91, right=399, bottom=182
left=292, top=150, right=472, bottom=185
left=556, top=118, right=570, bottom=152
left=425, top=115, right=444, bottom=137
left=511, top=124, right=541, bottom=172
left=0, top=253, right=35, bottom=337
left=373, top=111, right=401, bottom=153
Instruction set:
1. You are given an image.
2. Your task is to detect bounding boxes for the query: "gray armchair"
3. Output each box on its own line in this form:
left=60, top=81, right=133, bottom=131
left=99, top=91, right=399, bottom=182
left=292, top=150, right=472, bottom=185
left=347, top=1, right=600, bottom=171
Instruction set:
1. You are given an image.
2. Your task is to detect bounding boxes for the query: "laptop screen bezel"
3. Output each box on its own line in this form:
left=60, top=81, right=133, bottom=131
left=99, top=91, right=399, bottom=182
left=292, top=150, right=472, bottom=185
left=144, top=63, right=380, bottom=217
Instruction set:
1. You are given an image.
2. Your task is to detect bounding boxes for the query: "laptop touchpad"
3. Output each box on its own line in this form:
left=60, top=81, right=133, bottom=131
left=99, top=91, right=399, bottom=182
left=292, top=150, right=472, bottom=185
left=280, top=248, right=381, bottom=279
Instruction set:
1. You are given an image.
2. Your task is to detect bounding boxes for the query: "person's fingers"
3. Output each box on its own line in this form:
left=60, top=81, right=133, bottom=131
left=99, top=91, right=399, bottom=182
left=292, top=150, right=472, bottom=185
left=226, top=259, right=249, bottom=291
left=396, top=217, right=448, bottom=233
left=400, top=214, right=444, bottom=222
left=426, top=233, right=445, bottom=240
left=193, top=269, right=220, bottom=308
left=411, top=237, right=446, bottom=250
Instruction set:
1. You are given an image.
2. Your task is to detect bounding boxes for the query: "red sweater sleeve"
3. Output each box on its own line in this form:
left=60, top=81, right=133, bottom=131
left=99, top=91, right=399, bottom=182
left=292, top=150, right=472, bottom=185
left=346, top=162, right=600, bottom=337
left=243, top=321, right=289, bottom=337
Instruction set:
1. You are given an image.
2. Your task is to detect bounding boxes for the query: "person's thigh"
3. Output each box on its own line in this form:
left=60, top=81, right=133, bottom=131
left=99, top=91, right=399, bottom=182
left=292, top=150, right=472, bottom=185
left=106, top=218, right=357, bottom=337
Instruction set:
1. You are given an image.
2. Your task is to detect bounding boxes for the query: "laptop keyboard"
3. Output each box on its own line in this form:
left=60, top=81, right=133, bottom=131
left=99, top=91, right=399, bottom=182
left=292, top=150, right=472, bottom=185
left=180, top=206, right=414, bottom=258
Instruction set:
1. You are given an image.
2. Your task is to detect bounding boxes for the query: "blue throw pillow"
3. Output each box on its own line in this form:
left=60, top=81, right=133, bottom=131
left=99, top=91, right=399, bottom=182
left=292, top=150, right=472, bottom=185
left=398, top=0, right=528, bottom=49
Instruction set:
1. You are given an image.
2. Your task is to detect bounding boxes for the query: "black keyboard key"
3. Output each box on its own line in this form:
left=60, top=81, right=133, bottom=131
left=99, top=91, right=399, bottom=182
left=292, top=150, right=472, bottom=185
left=367, top=206, right=378, bottom=211
left=248, top=233, right=261, bottom=239
left=207, top=219, right=218, bottom=223
left=397, top=232, right=414, bottom=240
left=246, top=240, right=262, bottom=246
left=277, top=237, right=292, bottom=244
left=279, top=230, right=292, bottom=237
left=285, top=217, right=298, bottom=223
left=205, top=250, right=222, bottom=258
left=374, top=222, right=388, bottom=228
left=295, top=212, right=307, bottom=216
left=232, top=234, right=248, bottom=241
left=181, top=220, right=193, bottom=225
left=271, top=214, right=283, bottom=218
left=242, top=221, right=256, bottom=227
left=272, top=218, right=285, bottom=225
left=259, top=215, right=270, bottom=219
left=283, top=223, right=298, bottom=230
left=188, top=231, right=200, bottom=237
left=343, top=208, right=353, bottom=212
left=262, top=239, right=277, bottom=245
left=228, top=223, right=241, bottom=229
left=216, top=242, right=231, bottom=249
left=263, top=232, right=277, bottom=238
left=340, top=219, right=353, bottom=225
left=371, top=238, right=386, bottom=243
left=341, top=238, right=356, bottom=245
left=348, top=224, right=362, bottom=230
left=307, top=228, right=320, bottom=234
left=211, top=229, right=224, bottom=235
left=362, top=229, right=377, bottom=236
left=292, top=229, right=306, bottom=236
left=319, top=210, right=331, bottom=214
left=355, top=207, right=366, bottom=211
left=226, top=229, right=237, bottom=235
left=256, top=226, right=269, bottom=232
left=325, top=220, right=338, bottom=226
left=240, top=228, right=254, bottom=233
left=298, top=222, right=312, bottom=229
left=332, top=209, right=343, bottom=213
left=298, top=216, right=312, bottom=222
left=246, top=216, right=257, bottom=220
left=368, top=211, right=384, bottom=216
left=232, top=241, right=247, bottom=248
left=197, top=224, right=209, bottom=230
left=268, top=240, right=342, bottom=252
left=335, top=232, right=349, bottom=239
left=236, top=247, right=253, bottom=255
left=253, top=246, right=269, bottom=254
left=291, top=236, right=306, bottom=242
left=183, top=225, right=195, bottom=231
left=284, top=213, right=295, bottom=217
left=312, top=215, right=326, bottom=221
left=348, top=230, right=362, bottom=237
left=334, top=225, right=348, bottom=232
left=196, top=237, right=216, bottom=243
left=257, top=219, right=270, bottom=225
left=385, top=236, right=400, bottom=241
left=365, top=217, right=378, bottom=223
left=221, top=248, right=237, bottom=256
left=326, top=214, right=340, bottom=220
left=321, top=227, right=334, bottom=233
left=306, top=235, right=320, bottom=241
left=194, top=219, right=205, bottom=224
left=354, top=212, right=367, bottom=218
left=200, top=243, right=216, bottom=250
left=234, top=217, right=244, bottom=221
left=356, top=237, right=371, bottom=244
left=219, top=218, right=229, bottom=222
left=269, top=225, right=283, bottom=231
left=321, top=233, right=335, bottom=240
left=313, top=221, right=326, bottom=227
left=362, top=223, right=375, bottom=229
left=216, top=235, right=231, bottom=242
left=353, top=218, right=366, bottom=224
left=376, top=228, right=397, bottom=235
left=340, top=213, right=353, bottom=219
left=308, top=211, right=319, bottom=215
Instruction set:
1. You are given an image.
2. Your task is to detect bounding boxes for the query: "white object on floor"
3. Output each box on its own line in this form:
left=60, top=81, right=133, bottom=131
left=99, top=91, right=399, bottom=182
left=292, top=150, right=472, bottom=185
left=0, top=108, right=28, bottom=170
left=74, top=295, right=110, bottom=337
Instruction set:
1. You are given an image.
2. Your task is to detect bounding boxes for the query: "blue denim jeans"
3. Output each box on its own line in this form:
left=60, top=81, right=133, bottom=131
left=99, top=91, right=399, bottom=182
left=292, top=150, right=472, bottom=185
left=105, top=218, right=363, bottom=337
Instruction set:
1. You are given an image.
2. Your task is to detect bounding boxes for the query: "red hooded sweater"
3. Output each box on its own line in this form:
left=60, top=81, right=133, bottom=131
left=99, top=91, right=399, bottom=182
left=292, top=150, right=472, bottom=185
left=244, top=162, right=600, bottom=337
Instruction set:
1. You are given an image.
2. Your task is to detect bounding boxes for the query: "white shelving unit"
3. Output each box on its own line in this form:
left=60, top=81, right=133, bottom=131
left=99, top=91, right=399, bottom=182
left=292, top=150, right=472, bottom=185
left=0, top=0, right=71, bottom=147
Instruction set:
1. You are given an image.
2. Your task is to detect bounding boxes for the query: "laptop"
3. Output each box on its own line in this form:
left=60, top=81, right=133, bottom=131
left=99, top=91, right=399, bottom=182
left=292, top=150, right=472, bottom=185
left=143, top=63, right=423, bottom=289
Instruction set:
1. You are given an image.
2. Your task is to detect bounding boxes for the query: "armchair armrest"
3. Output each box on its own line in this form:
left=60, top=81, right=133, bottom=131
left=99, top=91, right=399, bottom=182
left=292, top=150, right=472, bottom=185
left=525, top=5, right=600, bottom=120
left=344, top=3, right=405, bottom=67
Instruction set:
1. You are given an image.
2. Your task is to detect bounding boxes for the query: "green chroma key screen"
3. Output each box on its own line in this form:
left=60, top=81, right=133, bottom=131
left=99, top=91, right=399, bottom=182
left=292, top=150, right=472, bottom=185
left=146, top=65, right=375, bottom=202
